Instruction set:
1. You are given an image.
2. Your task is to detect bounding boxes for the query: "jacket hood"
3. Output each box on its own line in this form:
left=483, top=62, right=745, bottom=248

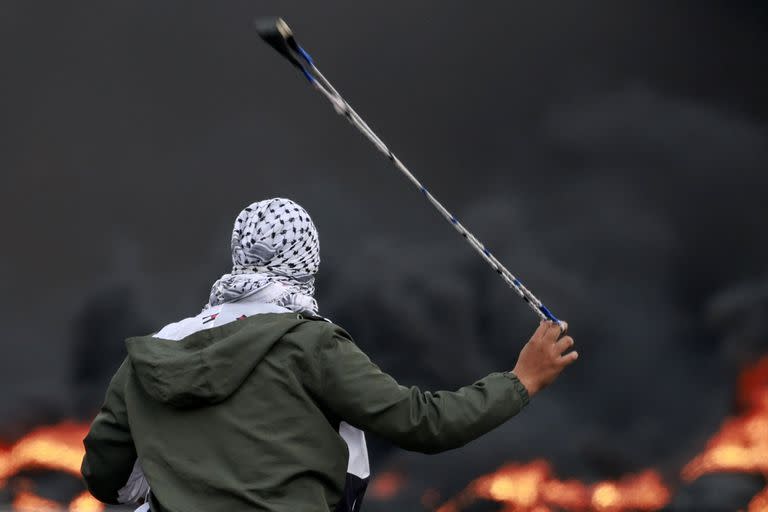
left=126, top=312, right=306, bottom=408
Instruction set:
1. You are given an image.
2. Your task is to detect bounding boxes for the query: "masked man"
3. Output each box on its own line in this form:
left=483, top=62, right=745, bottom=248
left=81, top=198, right=577, bottom=512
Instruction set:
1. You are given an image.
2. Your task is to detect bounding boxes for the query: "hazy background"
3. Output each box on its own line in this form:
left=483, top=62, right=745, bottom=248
left=1, top=1, right=767, bottom=510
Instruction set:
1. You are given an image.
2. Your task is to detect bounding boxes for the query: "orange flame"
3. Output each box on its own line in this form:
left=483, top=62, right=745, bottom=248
left=436, top=460, right=669, bottom=512
left=0, top=422, right=89, bottom=481
left=369, top=470, right=406, bottom=500
left=589, top=471, right=670, bottom=511
left=68, top=491, right=105, bottom=512
left=749, top=486, right=768, bottom=512
left=9, top=490, right=105, bottom=512
left=433, top=356, right=768, bottom=511
left=3, top=355, right=768, bottom=511
left=0, top=422, right=103, bottom=511
left=682, top=356, right=768, bottom=482
left=12, top=491, right=61, bottom=511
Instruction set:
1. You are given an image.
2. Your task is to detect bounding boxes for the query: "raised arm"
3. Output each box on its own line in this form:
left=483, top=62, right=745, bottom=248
left=310, top=320, right=576, bottom=454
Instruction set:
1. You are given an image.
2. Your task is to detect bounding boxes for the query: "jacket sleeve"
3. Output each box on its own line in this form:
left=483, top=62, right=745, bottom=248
left=311, top=323, right=530, bottom=454
left=81, top=358, right=138, bottom=504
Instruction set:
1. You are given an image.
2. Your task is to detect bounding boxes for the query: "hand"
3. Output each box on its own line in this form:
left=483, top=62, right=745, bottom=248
left=512, top=320, right=578, bottom=398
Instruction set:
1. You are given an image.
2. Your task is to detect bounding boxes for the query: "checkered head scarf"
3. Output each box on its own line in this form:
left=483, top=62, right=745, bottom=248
left=206, top=198, right=320, bottom=314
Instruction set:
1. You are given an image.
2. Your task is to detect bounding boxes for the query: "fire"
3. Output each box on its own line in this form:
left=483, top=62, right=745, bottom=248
left=8, top=490, right=104, bottom=512
left=749, top=486, right=768, bottom=512
left=68, top=491, right=105, bottom=512
left=0, top=422, right=103, bottom=511
left=682, top=356, right=768, bottom=481
left=480, top=460, right=545, bottom=505
left=436, top=460, right=669, bottom=511
left=369, top=470, right=406, bottom=500
left=431, top=356, right=768, bottom=511
left=0, top=423, right=89, bottom=481
left=589, top=471, right=670, bottom=510
left=12, top=491, right=60, bottom=511
left=2, top=355, right=768, bottom=511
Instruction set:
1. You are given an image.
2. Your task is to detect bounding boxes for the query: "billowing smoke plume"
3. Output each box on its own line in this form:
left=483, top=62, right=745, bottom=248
left=37, top=84, right=765, bottom=512
left=320, top=87, right=768, bottom=509
left=1, top=2, right=767, bottom=510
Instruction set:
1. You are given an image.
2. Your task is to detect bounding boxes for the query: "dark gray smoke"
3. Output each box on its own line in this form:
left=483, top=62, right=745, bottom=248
left=325, top=88, right=768, bottom=509
left=1, top=1, right=767, bottom=510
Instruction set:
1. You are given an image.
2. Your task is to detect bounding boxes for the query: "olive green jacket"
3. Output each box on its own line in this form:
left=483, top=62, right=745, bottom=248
left=81, top=312, right=529, bottom=512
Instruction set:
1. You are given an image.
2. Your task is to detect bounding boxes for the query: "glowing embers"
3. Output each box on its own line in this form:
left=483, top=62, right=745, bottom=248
left=0, top=423, right=88, bottom=480
left=431, top=355, right=768, bottom=511
left=368, top=470, right=406, bottom=500
left=0, top=422, right=103, bottom=511
left=589, top=472, right=670, bottom=510
left=68, top=491, right=104, bottom=512
left=683, top=356, right=768, bottom=482
left=12, top=490, right=60, bottom=511
left=11, top=490, right=102, bottom=512
left=435, top=461, right=669, bottom=512
left=3, top=354, right=768, bottom=511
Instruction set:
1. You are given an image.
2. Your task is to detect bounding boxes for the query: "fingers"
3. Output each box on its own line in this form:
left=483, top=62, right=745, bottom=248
left=554, top=335, right=574, bottom=356
left=531, top=320, right=550, bottom=342
left=540, top=320, right=563, bottom=344
left=554, top=333, right=578, bottom=367
left=531, top=320, right=579, bottom=368
left=560, top=350, right=579, bottom=366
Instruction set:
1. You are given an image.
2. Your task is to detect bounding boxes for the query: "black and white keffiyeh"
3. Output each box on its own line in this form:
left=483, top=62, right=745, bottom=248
left=206, top=198, right=321, bottom=314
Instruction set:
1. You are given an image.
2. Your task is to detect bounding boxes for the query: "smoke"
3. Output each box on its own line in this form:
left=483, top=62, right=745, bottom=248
left=70, top=286, right=153, bottom=417
left=318, top=87, right=768, bottom=509
left=1, top=1, right=768, bottom=510
left=668, top=474, right=765, bottom=511
left=3, top=82, right=757, bottom=511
